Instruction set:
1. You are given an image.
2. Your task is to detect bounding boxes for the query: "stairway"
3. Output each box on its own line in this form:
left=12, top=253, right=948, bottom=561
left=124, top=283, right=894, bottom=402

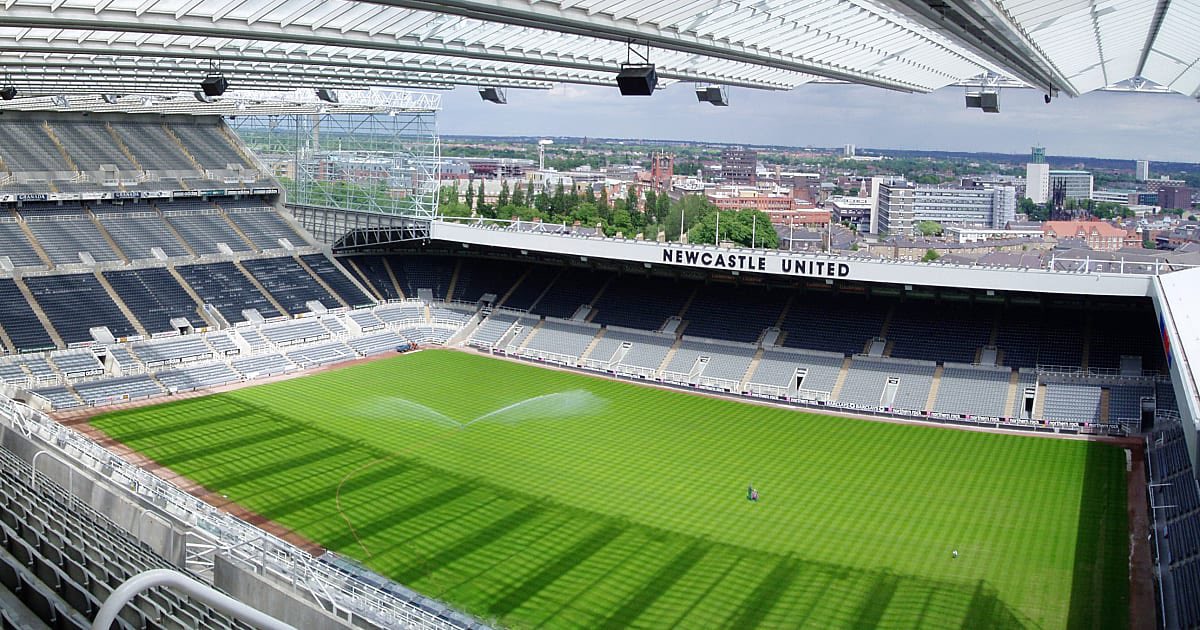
left=41, top=121, right=79, bottom=173
left=0, top=322, right=16, bottom=354
left=444, top=259, right=462, bottom=302
left=218, top=209, right=260, bottom=251
left=14, top=277, right=65, bottom=348
left=656, top=337, right=684, bottom=379
left=578, top=328, right=607, bottom=362
left=829, top=356, right=854, bottom=401
left=106, top=122, right=144, bottom=172
left=1003, top=370, right=1021, bottom=418
left=1032, top=383, right=1047, bottom=420
left=382, top=257, right=406, bottom=299
left=161, top=123, right=205, bottom=173
left=496, top=267, right=530, bottom=309
left=233, top=260, right=289, bottom=316
left=924, top=365, right=944, bottom=412
left=89, top=213, right=129, bottom=263
left=158, top=205, right=198, bottom=257
left=295, top=255, right=349, bottom=308
left=166, top=265, right=218, bottom=329
left=14, top=214, right=54, bottom=268
left=739, top=348, right=765, bottom=392
left=343, top=258, right=384, bottom=301
left=516, top=320, right=544, bottom=351
left=1099, top=388, right=1111, bottom=423
left=94, top=271, right=148, bottom=337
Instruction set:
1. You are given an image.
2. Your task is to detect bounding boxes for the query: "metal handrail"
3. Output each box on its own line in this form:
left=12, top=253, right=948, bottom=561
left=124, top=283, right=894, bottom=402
left=92, top=569, right=295, bottom=630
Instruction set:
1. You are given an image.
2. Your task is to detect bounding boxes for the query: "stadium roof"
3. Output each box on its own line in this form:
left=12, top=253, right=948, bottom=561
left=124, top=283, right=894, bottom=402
left=0, top=0, right=1195, bottom=99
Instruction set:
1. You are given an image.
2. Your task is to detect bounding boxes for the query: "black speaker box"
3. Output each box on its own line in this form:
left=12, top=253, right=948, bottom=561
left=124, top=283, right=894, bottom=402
left=617, top=65, right=656, bottom=96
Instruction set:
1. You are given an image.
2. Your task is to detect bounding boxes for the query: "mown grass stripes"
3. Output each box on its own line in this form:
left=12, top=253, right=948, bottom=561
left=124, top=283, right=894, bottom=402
left=92, top=349, right=1127, bottom=629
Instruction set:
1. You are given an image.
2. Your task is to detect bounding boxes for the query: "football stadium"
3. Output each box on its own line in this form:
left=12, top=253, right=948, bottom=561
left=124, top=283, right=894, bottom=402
left=0, top=2, right=1197, bottom=630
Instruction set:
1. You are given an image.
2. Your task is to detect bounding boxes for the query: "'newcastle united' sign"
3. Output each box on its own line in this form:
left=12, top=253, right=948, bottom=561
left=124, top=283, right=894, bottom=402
left=661, top=247, right=851, bottom=278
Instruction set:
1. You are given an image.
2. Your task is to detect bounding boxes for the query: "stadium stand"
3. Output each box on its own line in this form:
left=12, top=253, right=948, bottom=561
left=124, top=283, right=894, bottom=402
left=0, top=218, right=46, bottom=268
left=301, top=254, right=374, bottom=307
left=93, top=206, right=191, bottom=259
left=48, top=351, right=102, bottom=380
left=240, top=257, right=339, bottom=314
left=225, top=208, right=305, bottom=250
left=23, top=274, right=136, bottom=343
left=747, top=348, right=844, bottom=398
left=887, top=302, right=994, bottom=364
left=156, top=362, right=241, bottom=392
left=498, top=265, right=558, bottom=311
left=682, top=284, right=784, bottom=343
left=21, top=204, right=122, bottom=265
left=169, top=122, right=250, bottom=170
left=390, top=256, right=458, bottom=300
left=72, top=374, right=163, bottom=405
left=103, top=268, right=201, bottom=333
left=231, top=352, right=296, bottom=378
left=837, top=357, right=937, bottom=411
left=349, top=330, right=407, bottom=356
left=109, top=122, right=197, bottom=171
left=995, top=309, right=1087, bottom=369
left=777, top=293, right=887, bottom=355
left=1041, top=382, right=1103, bottom=424
left=344, top=256, right=403, bottom=300
left=175, top=262, right=281, bottom=322
left=30, top=385, right=83, bottom=409
left=0, top=278, right=55, bottom=352
left=49, top=120, right=137, bottom=172
left=285, top=341, right=356, bottom=368
left=130, top=336, right=213, bottom=368
left=519, top=319, right=598, bottom=361
left=0, top=447, right=255, bottom=629
left=530, top=268, right=608, bottom=319
left=1109, top=384, right=1153, bottom=423
left=932, top=364, right=1012, bottom=418
left=261, top=319, right=330, bottom=347
left=589, top=276, right=690, bottom=330
left=165, top=211, right=253, bottom=255
left=467, top=313, right=519, bottom=349
left=449, top=257, right=525, bottom=303
left=0, top=121, right=73, bottom=171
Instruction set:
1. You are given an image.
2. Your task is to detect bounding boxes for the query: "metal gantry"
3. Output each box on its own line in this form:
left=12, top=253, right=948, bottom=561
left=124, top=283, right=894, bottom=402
left=230, top=102, right=442, bottom=220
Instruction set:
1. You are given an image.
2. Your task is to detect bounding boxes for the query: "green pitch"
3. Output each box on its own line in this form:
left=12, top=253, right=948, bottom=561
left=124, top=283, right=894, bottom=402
left=92, top=350, right=1128, bottom=629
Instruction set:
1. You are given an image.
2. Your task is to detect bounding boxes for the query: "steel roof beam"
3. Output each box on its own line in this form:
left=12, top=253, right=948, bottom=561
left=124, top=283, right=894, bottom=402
left=0, top=2, right=810, bottom=90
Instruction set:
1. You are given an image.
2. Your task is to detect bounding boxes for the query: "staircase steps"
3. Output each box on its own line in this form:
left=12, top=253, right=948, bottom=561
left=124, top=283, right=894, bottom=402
left=14, top=277, right=65, bottom=348
left=578, top=328, right=607, bottom=362
left=106, top=123, right=144, bottom=173
left=89, top=214, right=129, bottom=263
left=94, top=271, right=148, bottom=337
left=166, top=265, right=217, bottom=329
left=829, top=356, right=854, bottom=401
left=294, top=255, right=349, bottom=308
left=444, top=259, right=462, bottom=302
left=739, top=348, right=765, bottom=392
left=924, top=365, right=944, bottom=412
left=382, top=257, right=406, bottom=299
left=1003, top=370, right=1021, bottom=419
left=161, top=123, right=205, bottom=173
left=14, top=214, right=54, bottom=268
left=656, top=337, right=684, bottom=379
left=233, top=260, right=289, bottom=316
left=41, top=121, right=79, bottom=173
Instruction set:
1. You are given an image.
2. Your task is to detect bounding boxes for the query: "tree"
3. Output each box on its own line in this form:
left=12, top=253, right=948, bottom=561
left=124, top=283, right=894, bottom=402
left=511, top=182, right=525, bottom=207
left=497, top=180, right=510, bottom=208
left=440, top=184, right=459, bottom=206
left=656, top=193, right=670, bottom=224
left=916, top=220, right=943, bottom=236
left=922, top=248, right=940, bottom=262
left=643, top=189, right=658, bottom=223
left=1018, top=197, right=1048, bottom=222
left=464, top=181, right=475, bottom=211
left=475, top=185, right=488, bottom=215
left=663, top=194, right=718, bottom=242
left=597, top=188, right=610, bottom=219
left=584, top=185, right=596, bottom=205
left=626, top=187, right=640, bottom=214
left=524, top=181, right=535, bottom=208
left=553, top=180, right=566, bottom=212
left=689, top=209, right=779, bottom=248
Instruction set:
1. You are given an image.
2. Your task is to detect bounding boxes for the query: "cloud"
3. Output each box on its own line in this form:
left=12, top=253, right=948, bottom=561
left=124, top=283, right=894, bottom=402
left=438, top=82, right=1200, bottom=163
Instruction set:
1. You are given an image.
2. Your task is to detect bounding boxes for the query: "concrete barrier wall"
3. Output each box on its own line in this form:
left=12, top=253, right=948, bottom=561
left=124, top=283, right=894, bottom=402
left=214, top=555, right=356, bottom=629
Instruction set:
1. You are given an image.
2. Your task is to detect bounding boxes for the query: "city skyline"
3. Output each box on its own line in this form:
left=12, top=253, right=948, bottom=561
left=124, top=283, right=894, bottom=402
left=439, top=82, right=1200, bottom=165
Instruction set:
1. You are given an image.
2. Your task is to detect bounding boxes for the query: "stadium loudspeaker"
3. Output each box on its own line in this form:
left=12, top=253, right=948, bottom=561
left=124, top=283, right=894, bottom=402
left=101, top=94, right=121, bottom=105
left=200, top=74, right=228, bottom=97
left=695, top=85, right=729, bottom=106
left=478, top=86, right=507, bottom=104
left=980, top=92, right=999, bottom=113
left=964, top=93, right=982, bottom=109
left=0, top=86, right=15, bottom=100
left=616, top=64, right=657, bottom=96
left=316, top=88, right=338, bottom=103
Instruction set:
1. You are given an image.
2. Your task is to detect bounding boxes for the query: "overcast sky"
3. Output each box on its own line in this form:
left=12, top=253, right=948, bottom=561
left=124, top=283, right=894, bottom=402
left=438, top=82, right=1200, bottom=165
